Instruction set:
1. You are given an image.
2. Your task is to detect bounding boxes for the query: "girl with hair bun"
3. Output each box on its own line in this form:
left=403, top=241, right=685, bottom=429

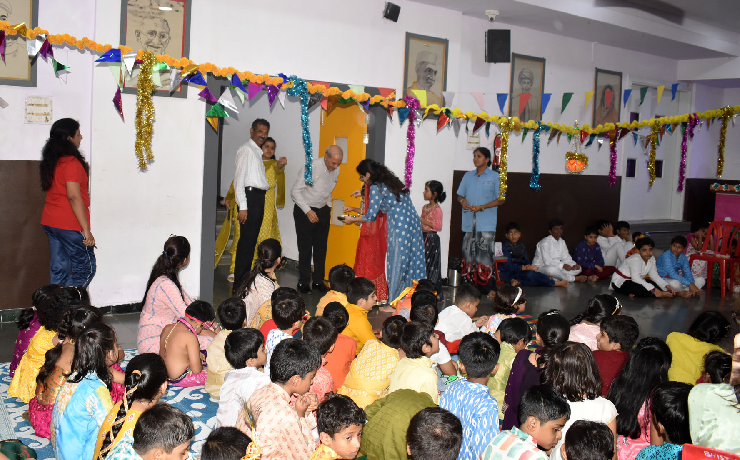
left=10, top=284, right=61, bottom=377
left=93, top=353, right=168, bottom=460
left=236, top=238, right=281, bottom=327
left=569, top=294, right=622, bottom=351
left=421, top=180, right=446, bottom=296
left=137, top=235, right=218, bottom=354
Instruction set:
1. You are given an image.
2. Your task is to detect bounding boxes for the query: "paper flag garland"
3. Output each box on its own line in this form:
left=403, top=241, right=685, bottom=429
left=266, top=85, right=279, bottom=107
left=113, top=87, right=123, bottom=120
left=497, top=94, right=508, bottom=115
left=548, top=128, right=558, bottom=143
left=518, top=93, right=532, bottom=117
left=471, top=92, right=485, bottom=111
left=452, top=118, right=461, bottom=137
left=656, top=85, right=665, bottom=105
left=348, top=84, right=365, bottom=95
left=183, top=71, right=207, bottom=86
left=521, top=127, right=529, bottom=141
left=169, top=69, right=183, bottom=92
left=377, top=87, right=395, bottom=98
left=231, top=74, right=247, bottom=94
left=51, top=58, right=69, bottom=76
left=671, top=83, right=679, bottom=101
left=623, top=89, right=632, bottom=108
left=218, top=90, right=239, bottom=113
left=27, top=34, right=44, bottom=57
left=541, top=94, right=551, bottom=116
left=0, top=96, right=8, bottom=109
left=562, top=93, right=573, bottom=113
left=442, top=92, right=455, bottom=107
left=108, top=62, right=124, bottom=88
left=248, top=82, right=264, bottom=101
left=206, top=116, right=219, bottom=132
left=205, top=103, right=228, bottom=118
left=473, top=117, right=485, bottom=133
left=633, top=132, right=638, bottom=145
left=386, top=105, right=394, bottom=121
left=278, top=90, right=287, bottom=108
left=437, top=113, right=450, bottom=133
left=410, top=89, right=427, bottom=107
left=122, top=52, right=137, bottom=76
left=95, top=49, right=121, bottom=62
left=198, top=87, right=218, bottom=103
left=308, top=92, right=322, bottom=111
left=639, top=87, right=648, bottom=105
left=585, top=134, right=596, bottom=147
left=485, top=122, right=491, bottom=137
left=584, top=92, right=594, bottom=109
left=39, top=39, right=53, bottom=59
left=398, top=107, right=411, bottom=125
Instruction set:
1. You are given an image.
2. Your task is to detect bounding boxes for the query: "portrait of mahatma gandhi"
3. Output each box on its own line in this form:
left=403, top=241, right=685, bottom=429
left=135, top=17, right=171, bottom=55
left=509, top=53, right=545, bottom=123
left=404, top=34, right=448, bottom=107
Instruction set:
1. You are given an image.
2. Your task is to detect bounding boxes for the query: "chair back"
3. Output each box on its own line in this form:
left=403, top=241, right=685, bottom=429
left=681, top=444, right=740, bottom=460
left=704, top=221, right=740, bottom=256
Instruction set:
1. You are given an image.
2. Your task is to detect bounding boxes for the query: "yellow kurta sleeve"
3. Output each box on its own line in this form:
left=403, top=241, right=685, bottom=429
left=275, top=166, right=285, bottom=209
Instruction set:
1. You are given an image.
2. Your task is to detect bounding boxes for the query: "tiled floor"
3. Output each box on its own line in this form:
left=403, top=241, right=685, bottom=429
left=1, top=264, right=738, bottom=362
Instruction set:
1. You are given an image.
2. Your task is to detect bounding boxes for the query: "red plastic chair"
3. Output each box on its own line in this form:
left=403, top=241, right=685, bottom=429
left=681, top=444, right=740, bottom=460
left=689, top=220, right=740, bottom=297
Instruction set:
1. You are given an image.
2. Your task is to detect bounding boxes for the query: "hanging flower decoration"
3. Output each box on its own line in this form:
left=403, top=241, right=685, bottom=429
left=402, top=95, right=421, bottom=189
left=134, top=51, right=156, bottom=170
left=565, top=123, right=588, bottom=174
left=717, top=106, right=733, bottom=178
left=678, top=115, right=699, bottom=192
left=648, top=120, right=661, bottom=187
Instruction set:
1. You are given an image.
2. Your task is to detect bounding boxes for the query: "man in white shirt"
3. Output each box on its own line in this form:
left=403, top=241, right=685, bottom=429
left=233, top=118, right=271, bottom=291
left=532, top=219, right=586, bottom=282
left=290, top=145, right=343, bottom=293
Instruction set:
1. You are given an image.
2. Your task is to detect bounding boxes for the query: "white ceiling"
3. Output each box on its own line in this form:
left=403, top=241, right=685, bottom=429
left=407, top=0, right=740, bottom=60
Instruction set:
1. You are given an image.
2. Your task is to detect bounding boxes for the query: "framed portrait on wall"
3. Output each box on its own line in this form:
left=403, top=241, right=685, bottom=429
left=120, top=0, right=191, bottom=98
left=593, top=68, right=622, bottom=126
left=509, top=53, right=545, bottom=122
left=403, top=33, right=448, bottom=107
left=0, top=0, right=39, bottom=87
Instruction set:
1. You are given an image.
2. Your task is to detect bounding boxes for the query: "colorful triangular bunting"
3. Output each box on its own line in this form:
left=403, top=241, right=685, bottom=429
left=639, top=87, right=648, bottom=105
left=471, top=92, right=485, bottom=111
left=519, top=93, right=532, bottom=117
left=112, top=87, right=123, bottom=120
left=266, top=85, right=280, bottom=107
left=205, top=103, right=229, bottom=118
left=231, top=74, right=247, bottom=93
left=96, top=48, right=122, bottom=63
left=584, top=92, right=594, bottom=109
left=562, top=93, right=573, bottom=113
left=198, top=87, right=218, bottom=103
left=671, top=83, right=679, bottom=101
left=398, top=107, right=411, bottom=125
left=541, top=93, right=551, bottom=116
left=206, top=116, right=219, bottom=132
left=410, top=89, right=427, bottom=107
left=218, top=90, right=239, bottom=113
left=248, top=82, right=264, bottom=101
left=623, top=89, right=632, bottom=108
left=656, top=85, right=665, bottom=105
left=442, top=92, right=455, bottom=107
left=497, top=93, right=508, bottom=115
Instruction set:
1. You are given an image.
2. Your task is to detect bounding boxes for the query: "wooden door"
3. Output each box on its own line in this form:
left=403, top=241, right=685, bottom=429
left=320, top=103, right=367, bottom=279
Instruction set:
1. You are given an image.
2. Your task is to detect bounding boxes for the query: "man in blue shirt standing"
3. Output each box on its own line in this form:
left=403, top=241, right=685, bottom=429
left=456, top=147, right=503, bottom=294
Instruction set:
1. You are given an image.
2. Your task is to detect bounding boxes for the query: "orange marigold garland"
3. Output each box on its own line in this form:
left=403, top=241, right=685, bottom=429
left=135, top=52, right=156, bottom=170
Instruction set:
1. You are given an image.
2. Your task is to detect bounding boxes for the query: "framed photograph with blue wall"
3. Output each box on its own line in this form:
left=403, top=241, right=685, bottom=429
left=120, top=0, right=191, bottom=98
left=0, top=0, right=39, bottom=87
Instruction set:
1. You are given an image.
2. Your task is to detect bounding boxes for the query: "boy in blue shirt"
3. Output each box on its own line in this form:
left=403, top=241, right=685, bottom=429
left=656, top=235, right=704, bottom=297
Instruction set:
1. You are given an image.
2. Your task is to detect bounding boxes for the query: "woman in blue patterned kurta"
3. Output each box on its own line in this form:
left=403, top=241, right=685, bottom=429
left=344, top=160, right=426, bottom=301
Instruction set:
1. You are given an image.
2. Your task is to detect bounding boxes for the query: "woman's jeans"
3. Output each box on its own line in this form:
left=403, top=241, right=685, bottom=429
left=42, top=225, right=96, bottom=287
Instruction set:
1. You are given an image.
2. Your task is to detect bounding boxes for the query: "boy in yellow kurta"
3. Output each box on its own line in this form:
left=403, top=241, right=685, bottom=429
left=310, top=394, right=366, bottom=460
left=338, top=316, right=406, bottom=408
left=343, top=278, right=378, bottom=353
left=388, top=321, right=440, bottom=404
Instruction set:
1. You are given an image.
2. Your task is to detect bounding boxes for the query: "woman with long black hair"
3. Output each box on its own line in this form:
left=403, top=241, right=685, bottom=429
left=40, top=118, right=95, bottom=287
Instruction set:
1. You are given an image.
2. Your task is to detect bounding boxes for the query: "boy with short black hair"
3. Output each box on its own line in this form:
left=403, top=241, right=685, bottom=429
left=656, top=235, right=704, bottom=297
left=206, top=297, right=247, bottom=399
left=561, top=420, right=614, bottom=460
left=393, top=279, right=437, bottom=318
left=500, top=222, right=567, bottom=288
left=635, top=382, right=692, bottom=460
left=344, top=277, right=377, bottom=353
left=389, top=321, right=440, bottom=404
left=481, top=384, right=571, bottom=459
left=440, top=332, right=501, bottom=460
left=322, top=302, right=356, bottom=391
left=488, top=317, right=532, bottom=418
left=594, top=315, right=639, bottom=396
left=338, top=315, right=406, bottom=408
left=216, top=328, right=269, bottom=428
left=406, top=407, right=463, bottom=460
left=316, top=265, right=355, bottom=316
left=596, top=220, right=623, bottom=263
left=311, top=394, right=366, bottom=460
left=574, top=226, right=616, bottom=282
left=604, top=221, right=633, bottom=267
left=105, top=403, right=194, bottom=460
left=410, top=293, right=457, bottom=377
left=302, top=317, right=338, bottom=403
left=436, top=284, right=488, bottom=346
left=160, top=300, right=215, bottom=387
left=201, top=427, right=254, bottom=460
left=247, top=339, right=322, bottom=460
left=533, top=219, right=586, bottom=283
left=264, top=294, right=307, bottom=376
left=258, top=286, right=298, bottom=340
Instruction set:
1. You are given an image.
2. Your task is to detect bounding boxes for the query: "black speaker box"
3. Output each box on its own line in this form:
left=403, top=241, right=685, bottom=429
left=383, top=2, right=401, bottom=22
left=485, top=29, right=511, bottom=63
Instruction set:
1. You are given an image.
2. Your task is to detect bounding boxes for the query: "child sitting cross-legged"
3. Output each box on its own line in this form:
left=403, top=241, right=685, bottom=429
left=338, top=315, right=406, bottom=408
left=103, top=403, right=194, bottom=460
left=322, top=302, right=356, bottom=391
left=409, top=292, right=457, bottom=378
left=407, top=407, right=464, bottom=460
left=561, top=420, right=615, bottom=460
left=301, top=317, right=338, bottom=403
left=574, top=226, right=616, bottom=282
left=264, top=291, right=307, bottom=376
left=436, top=284, right=488, bottom=351
left=310, top=394, right=366, bottom=460
left=389, top=321, right=441, bottom=404
left=160, top=300, right=216, bottom=387
left=201, top=427, right=255, bottom=460
left=636, top=382, right=693, bottom=460
left=593, top=315, right=639, bottom=396
left=343, top=277, right=378, bottom=353
left=487, top=317, right=532, bottom=420
left=215, top=328, right=269, bottom=428
left=258, top=286, right=299, bottom=340
left=246, top=338, right=321, bottom=460
left=532, top=219, right=586, bottom=283
left=499, top=222, right=568, bottom=288
left=611, top=237, right=675, bottom=298
left=656, top=235, right=704, bottom=298
left=316, top=264, right=355, bottom=316
left=481, top=384, right=571, bottom=459
left=205, top=297, right=247, bottom=399
left=94, top=353, right=168, bottom=460
left=569, top=294, right=622, bottom=351
left=481, top=285, right=527, bottom=335
left=440, top=332, right=501, bottom=460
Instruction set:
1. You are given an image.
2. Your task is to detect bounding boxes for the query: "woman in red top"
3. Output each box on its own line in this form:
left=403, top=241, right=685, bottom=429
left=40, top=118, right=96, bottom=287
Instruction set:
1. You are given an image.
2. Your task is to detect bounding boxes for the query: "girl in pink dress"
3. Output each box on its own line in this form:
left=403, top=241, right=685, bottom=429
left=420, top=180, right=446, bottom=295
left=10, top=285, right=59, bottom=377
left=569, top=294, right=622, bottom=351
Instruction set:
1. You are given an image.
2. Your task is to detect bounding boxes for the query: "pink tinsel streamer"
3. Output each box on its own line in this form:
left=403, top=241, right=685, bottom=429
left=608, top=131, right=617, bottom=186
left=402, top=96, right=421, bottom=189
left=678, top=114, right=699, bottom=192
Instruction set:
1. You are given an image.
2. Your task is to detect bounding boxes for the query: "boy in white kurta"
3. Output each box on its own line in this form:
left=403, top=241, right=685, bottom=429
left=610, top=236, right=675, bottom=298
left=532, top=219, right=586, bottom=283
